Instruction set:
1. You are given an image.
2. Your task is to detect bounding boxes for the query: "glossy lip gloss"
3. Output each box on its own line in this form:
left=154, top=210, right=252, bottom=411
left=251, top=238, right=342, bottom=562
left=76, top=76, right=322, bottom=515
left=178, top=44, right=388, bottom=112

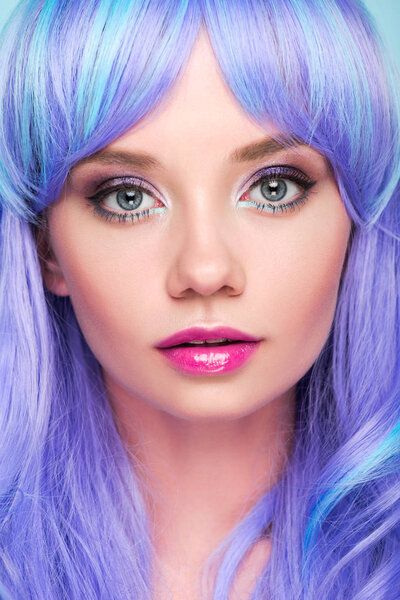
left=156, top=326, right=262, bottom=376
left=158, top=342, right=260, bottom=375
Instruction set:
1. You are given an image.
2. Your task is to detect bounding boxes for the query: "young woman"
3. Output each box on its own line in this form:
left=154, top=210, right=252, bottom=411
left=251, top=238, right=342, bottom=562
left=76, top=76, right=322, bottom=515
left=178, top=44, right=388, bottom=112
left=0, top=0, right=399, bottom=599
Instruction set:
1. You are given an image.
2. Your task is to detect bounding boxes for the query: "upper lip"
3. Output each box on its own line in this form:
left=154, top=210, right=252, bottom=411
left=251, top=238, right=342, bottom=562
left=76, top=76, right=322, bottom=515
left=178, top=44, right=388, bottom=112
left=156, top=326, right=263, bottom=349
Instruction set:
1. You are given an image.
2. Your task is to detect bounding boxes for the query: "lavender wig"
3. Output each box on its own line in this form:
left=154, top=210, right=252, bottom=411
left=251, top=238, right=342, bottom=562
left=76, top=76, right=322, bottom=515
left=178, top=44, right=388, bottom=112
left=0, top=0, right=399, bottom=598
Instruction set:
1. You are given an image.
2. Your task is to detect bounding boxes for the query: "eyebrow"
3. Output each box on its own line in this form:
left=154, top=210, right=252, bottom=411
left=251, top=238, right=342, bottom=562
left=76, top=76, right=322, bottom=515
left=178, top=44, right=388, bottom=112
left=230, top=136, right=300, bottom=162
left=70, top=135, right=301, bottom=172
left=70, top=149, right=161, bottom=172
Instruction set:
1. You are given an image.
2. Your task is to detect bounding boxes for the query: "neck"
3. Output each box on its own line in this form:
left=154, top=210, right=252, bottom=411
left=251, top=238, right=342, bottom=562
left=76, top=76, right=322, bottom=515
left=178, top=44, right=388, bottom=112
left=106, top=377, right=296, bottom=571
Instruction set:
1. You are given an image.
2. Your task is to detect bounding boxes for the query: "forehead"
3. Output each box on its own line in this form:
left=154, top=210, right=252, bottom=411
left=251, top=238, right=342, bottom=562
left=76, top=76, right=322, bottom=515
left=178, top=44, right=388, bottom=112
left=69, top=24, right=331, bottom=185
left=117, top=28, right=271, bottom=148
left=72, top=29, right=300, bottom=173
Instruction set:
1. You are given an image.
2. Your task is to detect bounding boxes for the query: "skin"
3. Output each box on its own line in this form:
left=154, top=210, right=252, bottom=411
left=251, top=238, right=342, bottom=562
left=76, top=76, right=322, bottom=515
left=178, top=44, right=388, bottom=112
left=39, top=28, right=352, bottom=599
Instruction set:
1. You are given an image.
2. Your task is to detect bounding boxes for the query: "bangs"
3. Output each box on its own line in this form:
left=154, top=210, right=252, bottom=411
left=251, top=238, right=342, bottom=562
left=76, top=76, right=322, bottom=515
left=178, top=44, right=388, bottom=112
left=0, top=0, right=398, bottom=224
left=0, top=0, right=202, bottom=216
left=201, top=0, right=400, bottom=223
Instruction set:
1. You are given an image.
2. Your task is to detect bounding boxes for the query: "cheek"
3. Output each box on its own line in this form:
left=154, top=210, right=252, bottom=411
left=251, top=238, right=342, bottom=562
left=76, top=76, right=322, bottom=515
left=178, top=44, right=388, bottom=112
left=278, top=244, right=343, bottom=357
left=255, top=197, right=351, bottom=376
left=48, top=211, right=156, bottom=368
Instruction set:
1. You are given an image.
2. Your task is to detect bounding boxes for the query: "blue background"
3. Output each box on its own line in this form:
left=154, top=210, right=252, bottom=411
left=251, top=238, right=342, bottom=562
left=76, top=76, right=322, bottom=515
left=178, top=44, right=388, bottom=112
left=0, top=0, right=399, bottom=67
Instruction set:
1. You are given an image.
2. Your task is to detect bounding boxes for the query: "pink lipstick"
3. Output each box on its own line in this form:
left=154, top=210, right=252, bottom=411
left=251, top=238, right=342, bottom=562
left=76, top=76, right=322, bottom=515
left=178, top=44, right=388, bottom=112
left=155, top=326, right=262, bottom=376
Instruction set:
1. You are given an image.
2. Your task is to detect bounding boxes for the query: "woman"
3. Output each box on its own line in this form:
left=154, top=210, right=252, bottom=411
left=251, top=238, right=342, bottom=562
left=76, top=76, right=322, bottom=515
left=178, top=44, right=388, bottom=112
left=0, top=0, right=399, bottom=598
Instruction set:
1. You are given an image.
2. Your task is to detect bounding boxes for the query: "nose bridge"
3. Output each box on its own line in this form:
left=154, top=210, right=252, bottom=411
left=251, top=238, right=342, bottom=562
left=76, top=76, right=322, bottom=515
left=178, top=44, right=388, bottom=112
left=166, top=186, right=245, bottom=298
left=182, top=189, right=224, bottom=248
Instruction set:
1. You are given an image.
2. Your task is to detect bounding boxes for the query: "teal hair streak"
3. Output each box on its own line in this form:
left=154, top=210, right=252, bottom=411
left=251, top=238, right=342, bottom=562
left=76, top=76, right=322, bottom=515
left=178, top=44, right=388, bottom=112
left=303, top=416, right=400, bottom=565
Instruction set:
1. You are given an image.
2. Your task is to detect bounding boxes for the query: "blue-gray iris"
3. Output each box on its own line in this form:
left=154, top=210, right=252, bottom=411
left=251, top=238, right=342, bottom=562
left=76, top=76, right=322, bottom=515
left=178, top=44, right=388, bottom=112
left=261, top=180, right=287, bottom=202
left=116, top=189, right=143, bottom=210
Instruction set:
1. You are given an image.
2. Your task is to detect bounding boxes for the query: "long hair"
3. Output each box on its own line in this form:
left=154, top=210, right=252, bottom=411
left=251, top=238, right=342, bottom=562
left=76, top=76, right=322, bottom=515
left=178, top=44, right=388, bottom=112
left=0, top=0, right=399, bottom=598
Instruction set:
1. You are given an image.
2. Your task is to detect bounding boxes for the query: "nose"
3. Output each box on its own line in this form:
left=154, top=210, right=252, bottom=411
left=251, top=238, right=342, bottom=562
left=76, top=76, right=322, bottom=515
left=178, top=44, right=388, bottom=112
left=166, top=200, right=246, bottom=299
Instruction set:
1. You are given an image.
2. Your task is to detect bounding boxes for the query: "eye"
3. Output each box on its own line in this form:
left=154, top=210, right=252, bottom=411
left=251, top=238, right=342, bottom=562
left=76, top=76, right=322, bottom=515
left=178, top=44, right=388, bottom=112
left=86, top=178, right=165, bottom=223
left=249, top=178, right=302, bottom=204
left=239, top=166, right=316, bottom=214
left=102, top=186, right=155, bottom=212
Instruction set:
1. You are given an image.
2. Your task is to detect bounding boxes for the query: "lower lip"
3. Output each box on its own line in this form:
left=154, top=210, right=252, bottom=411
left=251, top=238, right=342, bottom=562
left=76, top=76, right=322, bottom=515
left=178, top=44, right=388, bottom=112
left=157, top=342, right=261, bottom=375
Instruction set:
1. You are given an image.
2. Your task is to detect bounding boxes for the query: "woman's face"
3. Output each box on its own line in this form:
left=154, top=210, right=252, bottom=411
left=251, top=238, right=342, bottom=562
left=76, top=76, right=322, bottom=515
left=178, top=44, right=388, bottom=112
left=42, top=30, right=351, bottom=420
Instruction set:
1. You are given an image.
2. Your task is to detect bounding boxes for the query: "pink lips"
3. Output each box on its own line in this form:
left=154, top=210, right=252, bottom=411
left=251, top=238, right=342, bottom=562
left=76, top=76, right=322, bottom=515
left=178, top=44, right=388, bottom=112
left=156, top=326, right=262, bottom=376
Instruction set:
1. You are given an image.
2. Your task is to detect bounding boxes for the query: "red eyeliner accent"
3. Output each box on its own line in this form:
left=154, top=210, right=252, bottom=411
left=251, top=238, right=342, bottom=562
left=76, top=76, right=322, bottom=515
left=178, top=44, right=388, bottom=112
left=85, top=164, right=316, bottom=222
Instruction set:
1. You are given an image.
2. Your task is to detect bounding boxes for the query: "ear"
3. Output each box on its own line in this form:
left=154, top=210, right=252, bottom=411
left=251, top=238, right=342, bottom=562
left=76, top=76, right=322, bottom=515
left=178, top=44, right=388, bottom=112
left=34, top=215, right=70, bottom=297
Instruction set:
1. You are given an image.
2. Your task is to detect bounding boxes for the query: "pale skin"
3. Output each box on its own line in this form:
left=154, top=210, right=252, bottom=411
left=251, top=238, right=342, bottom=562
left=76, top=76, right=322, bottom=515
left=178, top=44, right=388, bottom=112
left=38, top=28, right=352, bottom=600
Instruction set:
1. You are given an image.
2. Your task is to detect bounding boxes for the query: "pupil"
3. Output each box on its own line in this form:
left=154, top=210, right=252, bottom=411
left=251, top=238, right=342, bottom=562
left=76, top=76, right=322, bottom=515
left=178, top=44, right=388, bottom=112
left=116, top=189, right=143, bottom=210
left=261, top=179, right=287, bottom=202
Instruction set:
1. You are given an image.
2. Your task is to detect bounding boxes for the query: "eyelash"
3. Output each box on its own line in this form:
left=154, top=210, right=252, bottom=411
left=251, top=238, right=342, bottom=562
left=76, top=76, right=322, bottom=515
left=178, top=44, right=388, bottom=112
left=85, top=166, right=316, bottom=224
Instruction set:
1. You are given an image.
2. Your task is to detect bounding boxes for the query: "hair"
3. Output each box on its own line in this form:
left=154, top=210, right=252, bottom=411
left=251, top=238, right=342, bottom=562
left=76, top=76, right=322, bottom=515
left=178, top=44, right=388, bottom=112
left=0, top=0, right=399, bottom=598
